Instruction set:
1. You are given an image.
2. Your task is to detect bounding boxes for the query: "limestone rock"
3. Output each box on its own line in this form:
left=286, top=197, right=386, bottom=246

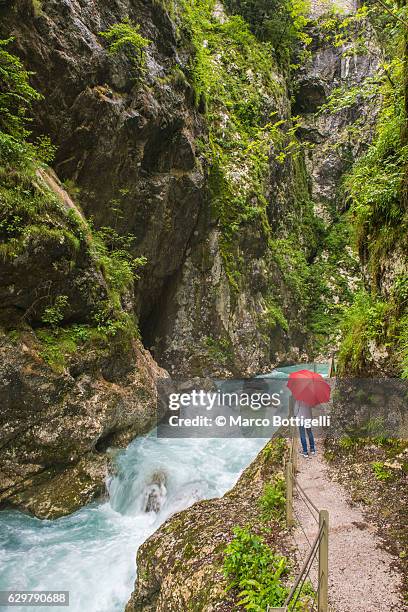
left=0, top=329, right=167, bottom=518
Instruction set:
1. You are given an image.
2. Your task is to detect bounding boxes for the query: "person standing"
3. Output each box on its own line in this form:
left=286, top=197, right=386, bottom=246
left=295, top=399, right=316, bottom=458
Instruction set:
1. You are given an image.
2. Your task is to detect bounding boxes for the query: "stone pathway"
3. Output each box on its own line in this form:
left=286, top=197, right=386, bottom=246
left=292, top=445, right=404, bottom=611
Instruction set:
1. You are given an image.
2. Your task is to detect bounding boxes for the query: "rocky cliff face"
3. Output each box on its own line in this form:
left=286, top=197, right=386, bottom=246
left=296, top=21, right=379, bottom=215
left=1, top=0, right=206, bottom=344
left=0, top=324, right=164, bottom=518
left=0, top=0, right=382, bottom=515
left=333, top=8, right=408, bottom=376
left=1, top=0, right=328, bottom=381
left=0, top=160, right=168, bottom=517
left=1, top=0, right=307, bottom=515
left=293, top=15, right=381, bottom=351
left=124, top=6, right=388, bottom=609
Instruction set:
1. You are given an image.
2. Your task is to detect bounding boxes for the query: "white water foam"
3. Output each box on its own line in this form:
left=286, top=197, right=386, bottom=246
left=0, top=364, right=328, bottom=611
left=0, top=434, right=267, bottom=612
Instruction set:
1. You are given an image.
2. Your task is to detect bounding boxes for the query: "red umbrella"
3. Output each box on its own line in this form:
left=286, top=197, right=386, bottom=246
left=287, top=369, right=331, bottom=406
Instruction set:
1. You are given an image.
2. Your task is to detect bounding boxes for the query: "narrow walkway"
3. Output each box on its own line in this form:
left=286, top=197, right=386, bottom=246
left=292, top=446, right=403, bottom=611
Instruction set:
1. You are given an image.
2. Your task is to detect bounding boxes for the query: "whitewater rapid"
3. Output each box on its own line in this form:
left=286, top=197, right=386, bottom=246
left=0, top=435, right=269, bottom=611
left=0, top=364, right=328, bottom=611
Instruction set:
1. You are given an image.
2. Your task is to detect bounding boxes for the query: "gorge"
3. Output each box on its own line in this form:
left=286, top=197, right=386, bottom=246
left=0, top=0, right=407, bottom=609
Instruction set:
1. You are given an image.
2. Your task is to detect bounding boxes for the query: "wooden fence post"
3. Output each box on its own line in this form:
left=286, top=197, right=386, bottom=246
left=328, top=355, right=336, bottom=378
left=288, top=395, right=297, bottom=474
left=318, top=509, right=329, bottom=612
left=292, top=435, right=297, bottom=474
left=288, top=395, right=294, bottom=419
left=285, top=460, right=294, bottom=528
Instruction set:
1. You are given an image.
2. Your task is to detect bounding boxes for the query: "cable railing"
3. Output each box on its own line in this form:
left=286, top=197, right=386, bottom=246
left=269, top=398, right=330, bottom=612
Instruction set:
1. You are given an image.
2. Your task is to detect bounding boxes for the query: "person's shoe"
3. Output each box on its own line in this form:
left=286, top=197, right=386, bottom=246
left=301, top=452, right=309, bottom=458
left=311, top=449, right=317, bottom=456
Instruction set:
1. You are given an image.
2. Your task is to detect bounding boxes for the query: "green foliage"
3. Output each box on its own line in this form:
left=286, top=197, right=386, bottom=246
left=259, top=476, right=285, bottom=522
left=224, top=0, right=311, bottom=64
left=337, top=291, right=390, bottom=374
left=0, top=38, right=143, bottom=349
left=179, top=0, right=327, bottom=351
left=36, top=323, right=124, bottom=372
left=180, top=0, right=288, bottom=290
left=92, top=304, right=137, bottom=338
left=223, top=526, right=313, bottom=610
left=92, top=225, right=147, bottom=294
left=307, top=214, right=361, bottom=353
left=224, top=527, right=289, bottom=609
left=335, top=7, right=408, bottom=376
left=0, top=37, right=42, bottom=140
left=398, top=314, right=408, bottom=379
left=319, top=79, right=378, bottom=116
left=0, top=40, right=71, bottom=266
left=37, top=324, right=92, bottom=371
left=261, top=298, right=289, bottom=333
left=0, top=160, right=82, bottom=262
left=338, top=435, right=358, bottom=451
left=99, top=19, right=151, bottom=71
left=203, top=336, right=234, bottom=365
left=371, top=461, right=393, bottom=481
left=32, top=0, right=43, bottom=17
left=345, top=60, right=408, bottom=264
left=316, top=5, right=372, bottom=49
left=41, top=295, right=69, bottom=327
left=0, top=38, right=51, bottom=170
left=262, top=438, right=287, bottom=462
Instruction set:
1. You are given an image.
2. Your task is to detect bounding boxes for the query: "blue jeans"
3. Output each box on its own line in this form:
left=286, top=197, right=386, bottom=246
left=299, top=426, right=315, bottom=454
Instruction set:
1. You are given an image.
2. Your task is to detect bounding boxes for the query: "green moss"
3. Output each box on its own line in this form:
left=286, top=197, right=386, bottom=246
left=179, top=0, right=286, bottom=285
left=35, top=318, right=138, bottom=372
left=203, top=336, right=234, bottom=366
left=36, top=324, right=102, bottom=371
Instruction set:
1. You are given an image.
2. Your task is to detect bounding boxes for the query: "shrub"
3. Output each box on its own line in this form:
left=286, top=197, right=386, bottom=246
left=224, top=526, right=313, bottom=610
left=224, top=527, right=290, bottom=609
left=338, top=291, right=390, bottom=374
left=41, top=295, right=69, bottom=327
left=99, top=19, right=151, bottom=70
left=0, top=37, right=42, bottom=139
left=371, top=461, right=393, bottom=481
left=91, top=225, right=147, bottom=293
left=259, top=477, right=286, bottom=522
left=223, top=0, right=310, bottom=63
